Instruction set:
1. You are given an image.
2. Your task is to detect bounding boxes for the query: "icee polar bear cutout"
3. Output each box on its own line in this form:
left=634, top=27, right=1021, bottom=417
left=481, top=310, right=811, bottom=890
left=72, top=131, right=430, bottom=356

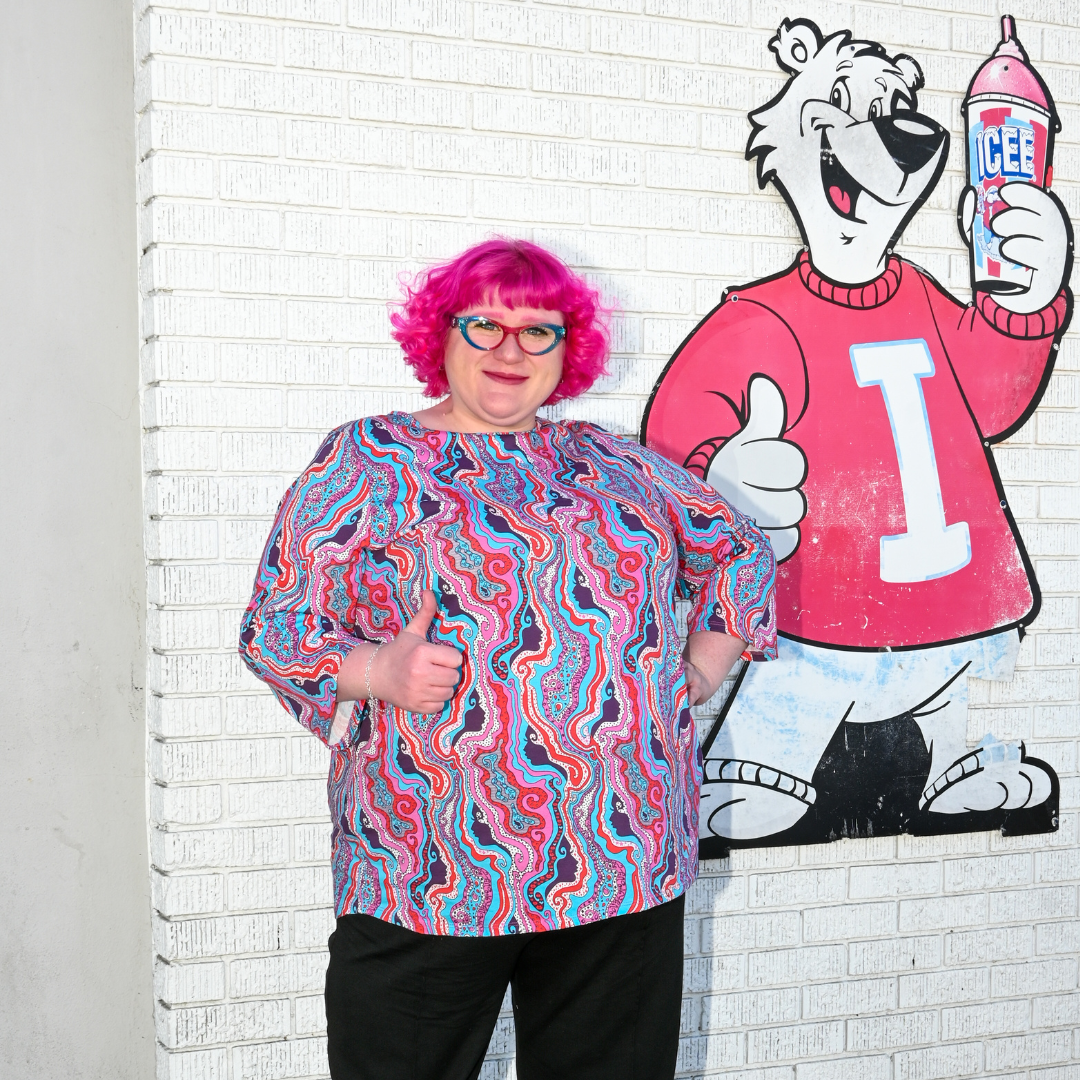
left=642, top=18, right=1073, bottom=850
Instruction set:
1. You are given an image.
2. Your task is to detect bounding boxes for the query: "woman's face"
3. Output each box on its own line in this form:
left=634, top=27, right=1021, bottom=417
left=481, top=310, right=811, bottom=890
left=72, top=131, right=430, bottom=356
left=441, top=296, right=565, bottom=431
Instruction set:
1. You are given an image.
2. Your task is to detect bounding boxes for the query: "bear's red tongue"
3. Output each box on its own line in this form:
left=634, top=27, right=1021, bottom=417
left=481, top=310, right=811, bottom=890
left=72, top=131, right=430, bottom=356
left=828, top=185, right=851, bottom=216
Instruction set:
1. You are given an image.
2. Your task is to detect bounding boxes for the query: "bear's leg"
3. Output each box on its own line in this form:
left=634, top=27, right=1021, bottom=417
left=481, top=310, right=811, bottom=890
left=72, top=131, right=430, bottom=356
left=700, top=639, right=879, bottom=841
left=911, top=632, right=1054, bottom=814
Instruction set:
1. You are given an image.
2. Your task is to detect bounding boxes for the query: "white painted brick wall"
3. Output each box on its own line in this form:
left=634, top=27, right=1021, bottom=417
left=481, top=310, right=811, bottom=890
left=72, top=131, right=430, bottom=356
left=136, top=1, right=1080, bottom=1078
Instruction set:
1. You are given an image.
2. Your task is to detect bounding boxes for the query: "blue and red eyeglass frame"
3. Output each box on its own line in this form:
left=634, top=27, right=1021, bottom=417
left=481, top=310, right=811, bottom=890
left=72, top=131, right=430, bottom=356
left=450, top=315, right=567, bottom=355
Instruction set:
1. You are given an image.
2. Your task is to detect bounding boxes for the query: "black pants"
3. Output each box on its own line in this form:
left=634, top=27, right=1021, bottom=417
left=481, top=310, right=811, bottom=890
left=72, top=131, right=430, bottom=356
left=325, top=894, right=684, bottom=1080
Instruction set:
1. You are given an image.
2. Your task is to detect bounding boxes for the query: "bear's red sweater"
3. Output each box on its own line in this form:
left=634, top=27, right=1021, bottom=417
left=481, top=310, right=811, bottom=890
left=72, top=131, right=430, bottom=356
left=643, top=252, right=1067, bottom=649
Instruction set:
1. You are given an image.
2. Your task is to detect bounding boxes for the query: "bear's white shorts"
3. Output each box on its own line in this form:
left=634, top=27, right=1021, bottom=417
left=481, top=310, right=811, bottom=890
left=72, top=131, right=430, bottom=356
left=706, top=629, right=1020, bottom=781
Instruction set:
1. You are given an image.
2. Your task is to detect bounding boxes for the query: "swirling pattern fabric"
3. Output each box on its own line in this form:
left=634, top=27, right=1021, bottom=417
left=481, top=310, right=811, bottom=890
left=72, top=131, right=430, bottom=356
left=240, top=412, right=776, bottom=935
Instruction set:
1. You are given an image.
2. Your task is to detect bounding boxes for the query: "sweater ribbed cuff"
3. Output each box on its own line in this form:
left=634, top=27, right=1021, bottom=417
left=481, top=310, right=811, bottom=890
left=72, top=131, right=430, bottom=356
left=977, top=289, right=1068, bottom=339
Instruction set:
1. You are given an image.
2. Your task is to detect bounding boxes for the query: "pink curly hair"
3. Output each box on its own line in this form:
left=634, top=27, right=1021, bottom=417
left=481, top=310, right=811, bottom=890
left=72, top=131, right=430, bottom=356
left=389, top=238, right=609, bottom=404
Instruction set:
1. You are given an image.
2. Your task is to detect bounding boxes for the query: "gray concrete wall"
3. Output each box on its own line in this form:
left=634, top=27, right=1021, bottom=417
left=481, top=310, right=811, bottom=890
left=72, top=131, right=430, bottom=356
left=0, top=1, right=153, bottom=1077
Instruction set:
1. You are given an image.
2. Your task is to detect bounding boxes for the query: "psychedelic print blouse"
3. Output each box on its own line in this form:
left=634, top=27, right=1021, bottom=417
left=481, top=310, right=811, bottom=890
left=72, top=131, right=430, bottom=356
left=240, top=412, right=776, bottom=936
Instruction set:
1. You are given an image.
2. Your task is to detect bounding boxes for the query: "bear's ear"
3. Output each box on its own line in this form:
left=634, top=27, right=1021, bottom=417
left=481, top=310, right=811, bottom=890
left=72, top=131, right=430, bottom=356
left=770, top=18, right=824, bottom=74
left=894, top=54, right=924, bottom=93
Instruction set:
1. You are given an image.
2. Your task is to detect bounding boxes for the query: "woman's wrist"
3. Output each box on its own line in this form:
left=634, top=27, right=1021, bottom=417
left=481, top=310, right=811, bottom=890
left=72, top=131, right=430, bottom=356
left=683, top=630, right=746, bottom=705
left=363, top=643, right=385, bottom=702
left=336, top=641, right=381, bottom=703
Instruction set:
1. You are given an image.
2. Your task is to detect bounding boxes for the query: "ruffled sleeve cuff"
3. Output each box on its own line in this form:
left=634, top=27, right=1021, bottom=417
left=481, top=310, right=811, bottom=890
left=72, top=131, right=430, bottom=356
left=238, top=613, right=361, bottom=747
left=687, top=597, right=778, bottom=662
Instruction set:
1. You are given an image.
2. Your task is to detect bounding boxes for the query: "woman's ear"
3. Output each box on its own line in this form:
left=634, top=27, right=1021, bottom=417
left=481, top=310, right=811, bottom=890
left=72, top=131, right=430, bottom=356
left=770, top=18, right=823, bottom=74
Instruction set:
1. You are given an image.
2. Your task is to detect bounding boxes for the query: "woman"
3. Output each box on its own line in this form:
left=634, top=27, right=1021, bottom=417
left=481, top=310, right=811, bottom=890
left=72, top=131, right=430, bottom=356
left=239, top=238, right=776, bottom=1080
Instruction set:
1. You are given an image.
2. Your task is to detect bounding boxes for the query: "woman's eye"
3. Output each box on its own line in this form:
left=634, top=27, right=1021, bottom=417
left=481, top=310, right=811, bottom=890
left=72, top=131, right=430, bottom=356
left=830, top=80, right=851, bottom=112
left=869, top=98, right=883, bottom=120
left=473, top=319, right=500, bottom=332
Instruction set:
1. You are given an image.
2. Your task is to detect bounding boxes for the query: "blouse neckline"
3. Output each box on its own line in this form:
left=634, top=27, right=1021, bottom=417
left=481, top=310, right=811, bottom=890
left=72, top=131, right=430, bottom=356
left=389, top=410, right=556, bottom=441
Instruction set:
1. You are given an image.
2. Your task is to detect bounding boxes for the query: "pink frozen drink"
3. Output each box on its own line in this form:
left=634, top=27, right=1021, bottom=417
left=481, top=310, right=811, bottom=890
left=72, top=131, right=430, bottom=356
left=963, top=15, right=1059, bottom=294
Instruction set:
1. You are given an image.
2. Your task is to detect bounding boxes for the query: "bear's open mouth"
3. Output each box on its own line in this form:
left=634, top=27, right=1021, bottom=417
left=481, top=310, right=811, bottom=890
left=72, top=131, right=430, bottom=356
left=820, top=131, right=864, bottom=223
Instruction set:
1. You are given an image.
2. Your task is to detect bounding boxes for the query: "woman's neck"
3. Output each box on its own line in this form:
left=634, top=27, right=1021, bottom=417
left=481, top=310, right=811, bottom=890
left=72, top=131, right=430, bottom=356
left=412, top=397, right=539, bottom=434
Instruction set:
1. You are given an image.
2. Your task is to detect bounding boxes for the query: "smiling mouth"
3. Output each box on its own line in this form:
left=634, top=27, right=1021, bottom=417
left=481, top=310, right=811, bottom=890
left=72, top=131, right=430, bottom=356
left=484, top=371, right=528, bottom=384
left=820, top=131, right=865, bottom=223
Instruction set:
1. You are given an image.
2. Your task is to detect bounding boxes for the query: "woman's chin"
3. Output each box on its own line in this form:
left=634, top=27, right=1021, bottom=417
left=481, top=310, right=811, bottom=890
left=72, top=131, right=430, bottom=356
left=470, top=393, right=541, bottom=428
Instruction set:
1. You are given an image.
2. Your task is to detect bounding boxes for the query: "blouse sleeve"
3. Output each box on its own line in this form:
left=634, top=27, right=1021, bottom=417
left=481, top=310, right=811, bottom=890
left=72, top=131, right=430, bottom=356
left=635, top=439, right=778, bottom=662
left=238, top=424, right=378, bottom=745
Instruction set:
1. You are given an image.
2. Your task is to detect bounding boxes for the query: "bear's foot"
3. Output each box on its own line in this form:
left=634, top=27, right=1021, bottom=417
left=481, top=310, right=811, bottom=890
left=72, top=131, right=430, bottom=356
left=921, top=737, right=1053, bottom=814
left=700, top=758, right=816, bottom=840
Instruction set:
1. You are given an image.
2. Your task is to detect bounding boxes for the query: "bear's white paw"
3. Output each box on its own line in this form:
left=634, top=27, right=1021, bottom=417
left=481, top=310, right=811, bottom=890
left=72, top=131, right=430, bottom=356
left=700, top=758, right=816, bottom=840
left=922, top=737, right=1053, bottom=814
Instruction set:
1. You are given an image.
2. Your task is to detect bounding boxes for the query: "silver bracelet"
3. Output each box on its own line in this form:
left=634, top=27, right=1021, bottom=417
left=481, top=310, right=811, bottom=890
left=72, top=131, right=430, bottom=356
left=364, top=643, right=384, bottom=704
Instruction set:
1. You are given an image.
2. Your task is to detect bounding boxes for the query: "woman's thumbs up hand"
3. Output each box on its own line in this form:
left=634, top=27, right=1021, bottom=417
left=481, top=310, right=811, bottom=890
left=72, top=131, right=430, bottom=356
left=336, top=590, right=463, bottom=719
left=400, top=588, right=441, bottom=639
left=369, top=590, right=463, bottom=714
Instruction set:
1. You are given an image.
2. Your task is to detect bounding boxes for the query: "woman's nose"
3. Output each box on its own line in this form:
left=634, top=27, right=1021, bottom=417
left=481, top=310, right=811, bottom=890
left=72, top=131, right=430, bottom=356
left=492, top=333, right=526, bottom=362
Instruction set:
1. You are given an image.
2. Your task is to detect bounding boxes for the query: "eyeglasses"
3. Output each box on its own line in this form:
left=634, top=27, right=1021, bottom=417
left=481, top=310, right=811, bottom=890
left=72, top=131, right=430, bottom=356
left=451, top=315, right=566, bottom=356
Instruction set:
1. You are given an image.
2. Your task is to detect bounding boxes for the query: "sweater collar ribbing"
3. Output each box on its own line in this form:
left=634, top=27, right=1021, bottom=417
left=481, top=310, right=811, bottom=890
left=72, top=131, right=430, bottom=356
left=797, top=250, right=902, bottom=309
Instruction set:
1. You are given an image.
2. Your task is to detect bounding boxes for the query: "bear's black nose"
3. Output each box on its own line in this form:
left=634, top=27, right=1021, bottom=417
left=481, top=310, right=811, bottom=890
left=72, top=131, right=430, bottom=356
left=872, top=113, right=947, bottom=175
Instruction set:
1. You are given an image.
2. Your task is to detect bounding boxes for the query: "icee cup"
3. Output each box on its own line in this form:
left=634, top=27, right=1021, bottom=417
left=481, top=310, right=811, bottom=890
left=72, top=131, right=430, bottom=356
left=963, top=15, right=1060, bottom=295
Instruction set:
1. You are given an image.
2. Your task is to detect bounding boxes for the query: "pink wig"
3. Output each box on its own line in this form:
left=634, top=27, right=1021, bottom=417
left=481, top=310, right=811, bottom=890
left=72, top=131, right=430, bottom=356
left=389, top=238, right=609, bottom=404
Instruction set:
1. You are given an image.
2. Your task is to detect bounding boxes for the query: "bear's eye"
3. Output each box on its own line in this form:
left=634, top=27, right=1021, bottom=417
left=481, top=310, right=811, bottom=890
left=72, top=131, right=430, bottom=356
left=829, top=80, right=851, bottom=113
left=868, top=98, right=884, bottom=120
left=891, top=91, right=914, bottom=113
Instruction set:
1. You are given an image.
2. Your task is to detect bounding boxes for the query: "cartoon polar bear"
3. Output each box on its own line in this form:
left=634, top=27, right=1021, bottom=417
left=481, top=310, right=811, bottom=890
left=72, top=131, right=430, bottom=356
left=643, top=19, right=1072, bottom=842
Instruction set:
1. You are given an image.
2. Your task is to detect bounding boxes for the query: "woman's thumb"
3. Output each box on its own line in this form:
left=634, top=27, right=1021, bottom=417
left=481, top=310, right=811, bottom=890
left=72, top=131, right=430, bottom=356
left=402, top=589, right=438, bottom=638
